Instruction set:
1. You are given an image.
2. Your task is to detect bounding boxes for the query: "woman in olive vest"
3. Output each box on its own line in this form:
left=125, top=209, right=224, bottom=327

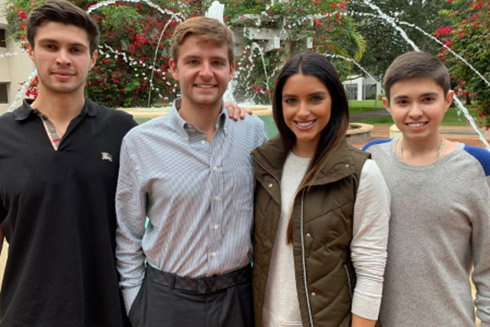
left=251, top=51, right=390, bottom=327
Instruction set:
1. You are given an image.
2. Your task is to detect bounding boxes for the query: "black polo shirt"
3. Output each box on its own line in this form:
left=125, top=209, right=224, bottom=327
left=0, top=99, right=137, bottom=326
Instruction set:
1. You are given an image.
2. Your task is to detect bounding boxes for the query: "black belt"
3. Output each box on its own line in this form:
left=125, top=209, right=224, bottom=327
left=146, top=264, right=251, bottom=295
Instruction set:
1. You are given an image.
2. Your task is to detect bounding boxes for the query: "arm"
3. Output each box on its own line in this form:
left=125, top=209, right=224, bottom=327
left=472, top=175, right=490, bottom=326
left=351, top=159, right=391, bottom=322
left=225, top=101, right=252, bottom=121
left=0, top=226, right=3, bottom=255
left=115, top=137, right=148, bottom=314
left=352, top=314, right=376, bottom=327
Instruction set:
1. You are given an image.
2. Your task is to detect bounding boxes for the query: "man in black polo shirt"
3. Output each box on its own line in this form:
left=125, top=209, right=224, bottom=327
left=0, top=1, right=136, bottom=325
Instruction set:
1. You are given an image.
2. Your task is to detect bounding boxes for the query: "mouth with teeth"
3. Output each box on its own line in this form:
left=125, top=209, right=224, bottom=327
left=294, top=120, right=316, bottom=130
left=406, top=122, right=428, bottom=128
left=195, top=84, right=216, bottom=89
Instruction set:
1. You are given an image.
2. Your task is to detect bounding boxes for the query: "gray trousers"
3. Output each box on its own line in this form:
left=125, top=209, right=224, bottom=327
left=128, top=265, right=254, bottom=327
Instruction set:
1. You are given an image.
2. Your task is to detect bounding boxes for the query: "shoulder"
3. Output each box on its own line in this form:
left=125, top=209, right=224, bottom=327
left=123, top=113, right=171, bottom=142
left=227, top=114, right=268, bottom=145
left=0, top=111, right=15, bottom=124
left=90, top=101, right=135, bottom=123
left=362, top=138, right=393, bottom=151
left=253, top=135, right=283, bottom=153
left=461, top=144, right=490, bottom=176
left=348, top=145, right=370, bottom=160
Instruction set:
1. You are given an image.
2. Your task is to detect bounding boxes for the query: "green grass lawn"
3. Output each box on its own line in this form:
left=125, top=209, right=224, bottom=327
left=348, top=100, right=385, bottom=114
left=349, top=100, right=480, bottom=126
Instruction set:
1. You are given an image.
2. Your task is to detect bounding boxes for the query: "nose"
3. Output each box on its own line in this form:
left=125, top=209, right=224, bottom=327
left=56, top=49, right=71, bottom=66
left=408, top=103, right=423, bottom=119
left=296, top=101, right=309, bottom=118
left=199, top=62, right=213, bottom=79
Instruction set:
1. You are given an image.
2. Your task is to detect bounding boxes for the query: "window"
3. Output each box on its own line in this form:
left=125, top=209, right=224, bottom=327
left=344, top=84, right=358, bottom=100
left=0, top=83, right=8, bottom=104
left=0, top=29, right=6, bottom=48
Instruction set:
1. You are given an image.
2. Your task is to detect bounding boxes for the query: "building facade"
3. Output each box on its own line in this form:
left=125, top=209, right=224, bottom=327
left=0, top=0, right=33, bottom=115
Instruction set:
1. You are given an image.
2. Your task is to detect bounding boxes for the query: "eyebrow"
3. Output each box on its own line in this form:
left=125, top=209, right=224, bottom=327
left=282, top=91, right=328, bottom=97
left=37, top=38, right=88, bottom=49
left=393, top=92, right=439, bottom=99
left=182, top=55, right=227, bottom=62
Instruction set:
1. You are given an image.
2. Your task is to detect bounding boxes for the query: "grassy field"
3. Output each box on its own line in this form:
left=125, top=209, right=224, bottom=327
left=349, top=100, right=480, bottom=126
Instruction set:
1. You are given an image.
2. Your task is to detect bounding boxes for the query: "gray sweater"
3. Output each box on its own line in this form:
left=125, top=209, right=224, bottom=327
left=364, top=138, right=490, bottom=327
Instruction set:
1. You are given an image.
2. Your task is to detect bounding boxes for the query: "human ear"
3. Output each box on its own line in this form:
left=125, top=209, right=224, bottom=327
left=229, top=62, right=235, bottom=81
left=169, top=58, right=179, bottom=81
left=27, top=42, right=35, bottom=62
left=444, top=90, right=454, bottom=113
left=382, top=97, right=391, bottom=114
left=89, top=50, right=98, bottom=70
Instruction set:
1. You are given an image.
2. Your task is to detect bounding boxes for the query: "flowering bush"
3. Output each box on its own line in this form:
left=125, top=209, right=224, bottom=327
left=7, top=0, right=363, bottom=107
left=436, top=0, right=490, bottom=128
left=6, top=0, right=186, bottom=108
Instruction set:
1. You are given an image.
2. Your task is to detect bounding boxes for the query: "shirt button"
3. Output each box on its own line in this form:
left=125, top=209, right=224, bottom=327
left=213, top=224, right=219, bottom=230
left=214, top=196, right=220, bottom=201
left=49, top=128, right=56, bottom=133
left=268, top=183, right=273, bottom=188
left=188, top=124, right=193, bottom=128
left=211, top=252, right=216, bottom=257
left=311, top=292, right=316, bottom=297
left=345, top=164, right=350, bottom=168
left=201, top=140, right=206, bottom=144
left=184, top=136, right=189, bottom=141
left=306, top=233, right=312, bottom=238
left=213, top=166, right=218, bottom=171
left=224, top=127, right=227, bottom=131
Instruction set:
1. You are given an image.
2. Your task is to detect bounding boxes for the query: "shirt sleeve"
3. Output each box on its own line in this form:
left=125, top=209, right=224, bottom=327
left=472, top=174, right=490, bottom=327
left=115, top=135, right=148, bottom=314
left=350, top=159, right=390, bottom=321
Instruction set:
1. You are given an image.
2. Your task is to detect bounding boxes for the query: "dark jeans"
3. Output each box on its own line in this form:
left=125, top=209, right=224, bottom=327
left=128, top=265, right=254, bottom=327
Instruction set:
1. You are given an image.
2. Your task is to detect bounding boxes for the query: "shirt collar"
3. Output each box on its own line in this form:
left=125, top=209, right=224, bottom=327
left=169, top=99, right=229, bottom=137
left=13, top=97, right=98, bottom=121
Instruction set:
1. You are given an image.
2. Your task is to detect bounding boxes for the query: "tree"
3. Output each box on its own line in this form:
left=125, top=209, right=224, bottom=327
left=5, top=0, right=186, bottom=108
left=6, top=0, right=364, bottom=106
left=349, top=0, right=470, bottom=80
left=221, top=0, right=365, bottom=104
left=437, top=0, right=490, bottom=128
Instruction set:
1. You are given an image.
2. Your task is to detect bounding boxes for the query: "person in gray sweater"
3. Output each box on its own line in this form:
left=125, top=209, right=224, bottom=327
left=363, top=51, right=490, bottom=326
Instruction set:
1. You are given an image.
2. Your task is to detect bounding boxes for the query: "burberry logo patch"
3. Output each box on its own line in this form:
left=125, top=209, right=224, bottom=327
left=101, top=152, right=113, bottom=162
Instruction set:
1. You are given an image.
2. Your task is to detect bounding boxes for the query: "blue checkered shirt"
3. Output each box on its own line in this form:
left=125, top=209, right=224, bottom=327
left=116, top=100, right=268, bottom=311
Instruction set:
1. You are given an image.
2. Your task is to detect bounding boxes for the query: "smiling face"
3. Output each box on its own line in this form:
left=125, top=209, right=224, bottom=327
left=383, top=77, right=454, bottom=143
left=169, top=34, right=234, bottom=111
left=28, top=21, right=97, bottom=97
left=282, top=73, right=332, bottom=157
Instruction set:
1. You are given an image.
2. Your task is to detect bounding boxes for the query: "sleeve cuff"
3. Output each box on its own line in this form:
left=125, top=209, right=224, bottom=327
left=351, top=289, right=382, bottom=321
left=122, top=285, right=142, bottom=314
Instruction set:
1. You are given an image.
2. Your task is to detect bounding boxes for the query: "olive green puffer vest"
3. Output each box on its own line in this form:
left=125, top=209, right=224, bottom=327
left=252, top=136, right=369, bottom=327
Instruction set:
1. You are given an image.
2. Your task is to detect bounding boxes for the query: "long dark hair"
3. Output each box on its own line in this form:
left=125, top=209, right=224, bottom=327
left=273, top=51, right=350, bottom=243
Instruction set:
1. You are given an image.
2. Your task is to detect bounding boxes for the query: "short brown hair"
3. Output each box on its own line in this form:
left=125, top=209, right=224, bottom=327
left=384, top=51, right=451, bottom=101
left=171, top=16, right=234, bottom=65
left=28, top=0, right=100, bottom=55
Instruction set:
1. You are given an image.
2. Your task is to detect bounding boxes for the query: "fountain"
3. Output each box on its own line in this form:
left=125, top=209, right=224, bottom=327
left=3, top=0, right=489, bottom=150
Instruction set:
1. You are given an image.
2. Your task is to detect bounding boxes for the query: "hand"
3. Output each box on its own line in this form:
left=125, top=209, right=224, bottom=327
left=352, top=314, right=376, bottom=327
left=225, top=101, right=252, bottom=121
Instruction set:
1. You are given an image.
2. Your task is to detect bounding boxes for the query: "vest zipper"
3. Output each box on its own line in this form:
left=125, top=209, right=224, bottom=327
left=344, top=264, right=353, bottom=298
left=300, top=189, right=314, bottom=327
